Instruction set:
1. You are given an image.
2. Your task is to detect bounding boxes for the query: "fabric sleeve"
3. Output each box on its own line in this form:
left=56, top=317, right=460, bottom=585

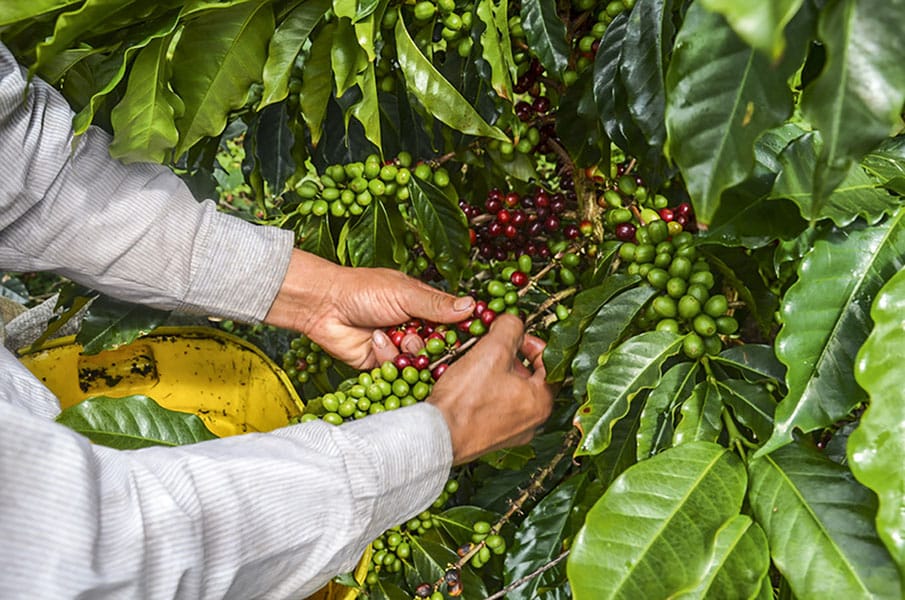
left=0, top=352, right=453, bottom=598
left=0, top=41, right=455, bottom=599
left=0, top=42, right=292, bottom=323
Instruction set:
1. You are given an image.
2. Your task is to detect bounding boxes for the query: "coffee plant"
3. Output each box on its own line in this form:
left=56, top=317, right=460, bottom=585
left=4, top=0, right=905, bottom=598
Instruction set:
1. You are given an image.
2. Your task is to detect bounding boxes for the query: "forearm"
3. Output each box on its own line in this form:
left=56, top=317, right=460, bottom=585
left=0, top=387, right=452, bottom=599
left=0, top=43, right=291, bottom=323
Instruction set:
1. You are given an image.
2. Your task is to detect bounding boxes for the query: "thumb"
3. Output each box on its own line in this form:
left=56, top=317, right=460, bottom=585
left=479, top=314, right=525, bottom=359
left=404, top=281, right=475, bottom=322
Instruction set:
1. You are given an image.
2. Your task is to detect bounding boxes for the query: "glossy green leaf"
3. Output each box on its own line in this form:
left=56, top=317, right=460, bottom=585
left=799, top=0, right=905, bottom=211
left=0, top=0, right=81, bottom=26
left=519, top=0, right=568, bottom=78
left=568, top=442, right=748, bottom=599
left=542, top=275, right=641, bottom=383
left=570, top=285, right=657, bottom=401
left=435, top=506, right=501, bottom=549
left=673, top=379, right=723, bottom=445
left=109, top=35, right=183, bottom=163
left=862, top=135, right=905, bottom=196
left=408, top=538, right=486, bottom=600
left=698, top=0, right=803, bottom=60
left=345, top=202, right=397, bottom=268
left=76, top=296, right=168, bottom=355
left=371, top=581, right=409, bottom=600
left=409, top=178, right=470, bottom=288
left=759, top=209, right=905, bottom=456
left=748, top=443, right=902, bottom=598
left=171, top=2, right=273, bottom=157
left=56, top=395, right=217, bottom=449
left=32, top=0, right=143, bottom=70
left=394, top=9, right=508, bottom=141
left=664, top=2, right=798, bottom=226
left=637, top=362, right=700, bottom=460
left=68, top=45, right=131, bottom=136
left=36, top=45, right=110, bottom=85
left=252, top=104, right=295, bottom=195
left=703, top=246, right=779, bottom=337
left=700, top=123, right=809, bottom=248
left=350, top=61, right=381, bottom=151
left=476, top=0, right=513, bottom=99
left=299, top=21, right=335, bottom=147
left=620, top=0, right=672, bottom=150
left=504, top=475, right=587, bottom=600
left=593, top=399, right=643, bottom=489
left=353, top=12, right=378, bottom=63
left=575, top=330, right=684, bottom=456
left=332, top=17, right=368, bottom=98
left=593, top=12, right=646, bottom=156
left=850, top=266, right=905, bottom=581
left=296, top=216, right=337, bottom=262
left=672, top=515, right=770, bottom=599
left=556, top=68, right=605, bottom=168
left=771, top=132, right=900, bottom=226
left=715, top=379, right=775, bottom=445
left=259, top=0, right=330, bottom=109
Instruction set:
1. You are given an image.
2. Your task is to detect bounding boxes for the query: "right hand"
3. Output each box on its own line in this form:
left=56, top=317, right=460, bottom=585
left=427, top=314, right=554, bottom=465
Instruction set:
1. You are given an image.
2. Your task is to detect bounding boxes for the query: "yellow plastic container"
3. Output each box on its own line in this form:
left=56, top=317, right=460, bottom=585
left=19, top=326, right=305, bottom=435
left=19, top=326, right=364, bottom=600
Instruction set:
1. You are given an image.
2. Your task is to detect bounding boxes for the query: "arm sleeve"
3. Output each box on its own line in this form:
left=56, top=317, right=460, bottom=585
left=0, top=42, right=291, bottom=323
left=0, top=43, right=454, bottom=598
left=0, top=353, right=453, bottom=599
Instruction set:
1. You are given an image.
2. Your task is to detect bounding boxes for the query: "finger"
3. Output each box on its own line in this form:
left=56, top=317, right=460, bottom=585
left=520, top=334, right=546, bottom=366
left=485, top=313, right=525, bottom=352
left=372, top=329, right=400, bottom=364
left=401, top=332, right=424, bottom=355
left=402, top=277, right=475, bottom=323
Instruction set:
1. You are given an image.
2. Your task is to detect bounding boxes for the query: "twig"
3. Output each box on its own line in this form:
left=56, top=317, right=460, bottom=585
left=524, top=286, right=579, bottom=329
left=435, top=428, right=581, bottom=586
left=482, top=549, right=571, bottom=600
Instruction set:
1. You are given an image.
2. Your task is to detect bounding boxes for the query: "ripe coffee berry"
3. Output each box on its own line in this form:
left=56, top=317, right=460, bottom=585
left=615, top=223, right=637, bottom=241
left=510, top=271, right=529, bottom=287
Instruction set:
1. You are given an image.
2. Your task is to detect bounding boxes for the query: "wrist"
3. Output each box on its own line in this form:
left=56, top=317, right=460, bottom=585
left=264, top=249, right=339, bottom=333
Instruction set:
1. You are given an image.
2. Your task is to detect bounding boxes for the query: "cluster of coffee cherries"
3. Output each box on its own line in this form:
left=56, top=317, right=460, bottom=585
left=573, top=0, right=636, bottom=72
left=297, top=359, right=434, bottom=425
left=291, top=153, right=452, bottom=222
left=364, top=478, right=461, bottom=587
left=461, top=187, right=581, bottom=263
left=280, top=334, right=333, bottom=388
left=383, top=318, right=459, bottom=376
left=414, top=568, right=462, bottom=598
left=461, top=520, right=507, bottom=569
left=385, top=0, right=476, bottom=60
left=617, top=219, right=739, bottom=359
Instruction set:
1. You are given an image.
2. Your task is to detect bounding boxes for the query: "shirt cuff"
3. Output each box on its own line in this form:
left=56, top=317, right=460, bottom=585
left=178, top=205, right=294, bottom=323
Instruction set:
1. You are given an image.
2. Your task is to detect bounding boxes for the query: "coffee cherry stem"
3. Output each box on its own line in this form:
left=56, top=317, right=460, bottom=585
left=623, top=157, right=637, bottom=176
left=629, top=204, right=646, bottom=226
left=428, top=335, right=478, bottom=371
left=517, top=243, right=580, bottom=298
left=524, top=286, right=579, bottom=328
left=436, top=428, right=580, bottom=581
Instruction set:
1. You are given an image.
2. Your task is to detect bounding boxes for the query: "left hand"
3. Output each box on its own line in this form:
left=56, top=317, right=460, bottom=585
left=264, top=249, right=475, bottom=369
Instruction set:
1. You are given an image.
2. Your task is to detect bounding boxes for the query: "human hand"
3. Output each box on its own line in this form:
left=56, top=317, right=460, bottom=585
left=264, top=249, right=475, bottom=369
left=426, top=314, right=554, bottom=465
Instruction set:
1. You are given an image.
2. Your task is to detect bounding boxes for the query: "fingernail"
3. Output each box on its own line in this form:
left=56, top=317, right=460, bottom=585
left=372, top=330, right=387, bottom=348
left=454, top=296, right=474, bottom=312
